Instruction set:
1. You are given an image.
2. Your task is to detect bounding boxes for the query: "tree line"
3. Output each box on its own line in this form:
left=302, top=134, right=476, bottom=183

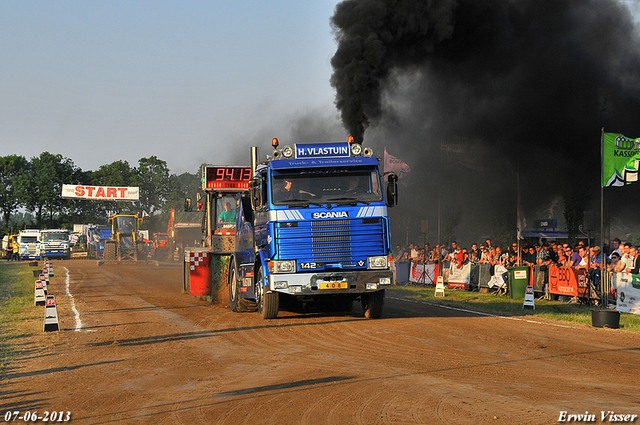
left=0, top=152, right=201, bottom=235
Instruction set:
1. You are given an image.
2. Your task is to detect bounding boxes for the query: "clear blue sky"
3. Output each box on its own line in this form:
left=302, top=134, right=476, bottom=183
left=0, top=0, right=343, bottom=174
left=2, top=1, right=638, bottom=177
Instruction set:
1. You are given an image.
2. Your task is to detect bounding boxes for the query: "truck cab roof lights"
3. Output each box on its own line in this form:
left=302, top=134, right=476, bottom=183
left=282, top=146, right=294, bottom=158
left=350, top=143, right=362, bottom=156
left=268, top=138, right=375, bottom=159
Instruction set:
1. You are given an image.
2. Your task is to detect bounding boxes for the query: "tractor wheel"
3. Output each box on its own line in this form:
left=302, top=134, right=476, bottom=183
left=104, top=242, right=116, bottom=261
left=361, top=289, right=385, bottom=319
left=256, top=266, right=279, bottom=319
left=228, top=259, right=256, bottom=313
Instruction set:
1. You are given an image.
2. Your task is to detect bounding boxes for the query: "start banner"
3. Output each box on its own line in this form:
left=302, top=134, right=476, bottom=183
left=61, top=185, right=139, bottom=201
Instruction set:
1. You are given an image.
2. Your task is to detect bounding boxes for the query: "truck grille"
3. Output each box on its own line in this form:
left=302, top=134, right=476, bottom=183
left=275, top=218, right=386, bottom=263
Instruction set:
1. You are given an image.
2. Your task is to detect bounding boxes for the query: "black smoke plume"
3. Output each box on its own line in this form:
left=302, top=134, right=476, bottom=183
left=331, top=0, right=640, bottom=245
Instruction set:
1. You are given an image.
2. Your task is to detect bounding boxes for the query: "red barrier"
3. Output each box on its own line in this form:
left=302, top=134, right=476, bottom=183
left=189, top=251, right=212, bottom=297
left=548, top=266, right=588, bottom=297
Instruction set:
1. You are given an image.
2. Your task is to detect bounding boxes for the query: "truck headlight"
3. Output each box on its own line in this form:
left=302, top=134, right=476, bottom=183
left=268, top=260, right=296, bottom=274
left=368, top=256, right=388, bottom=269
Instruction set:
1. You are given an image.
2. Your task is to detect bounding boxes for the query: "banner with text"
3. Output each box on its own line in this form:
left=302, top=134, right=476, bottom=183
left=614, top=272, right=640, bottom=315
left=602, top=132, right=640, bottom=187
left=448, top=263, right=471, bottom=284
left=548, top=266, right=588, bottom=297
left=409, top=263, right=438, bottom=284
left=61, top=185, right=139, bottom=201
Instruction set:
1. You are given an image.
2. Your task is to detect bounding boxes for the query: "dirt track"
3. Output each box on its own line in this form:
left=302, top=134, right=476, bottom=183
left=2, top=260, right=640, bottom=425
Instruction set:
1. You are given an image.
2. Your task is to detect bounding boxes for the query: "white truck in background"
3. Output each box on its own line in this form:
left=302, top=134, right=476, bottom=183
left=18, top=229, right=42, bottom=260
left=40, top=229, right=71, bottom=259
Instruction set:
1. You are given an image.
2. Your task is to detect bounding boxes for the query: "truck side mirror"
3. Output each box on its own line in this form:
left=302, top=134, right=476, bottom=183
left=249, top=178, right=263, bottom=210
left=184, top=197, right=192, bottom=212
left=386, top=173, right=398, bottom=207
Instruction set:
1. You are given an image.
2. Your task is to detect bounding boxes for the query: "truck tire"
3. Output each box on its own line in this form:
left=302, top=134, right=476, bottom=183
left=361, top=289, right=385, bottom=319
left=104, top=242, right=116, bottom=261
left=228, top=259, right=256, bottom=313
left=256, top=266, right=279, bottom=319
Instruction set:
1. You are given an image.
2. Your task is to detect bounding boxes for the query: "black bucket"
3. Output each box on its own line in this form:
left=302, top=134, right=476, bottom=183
left=591, top=309, right=620, bottom=329
left=32, top=270, right=42, bottom=277
left=28, top=261, right=38, bottom=267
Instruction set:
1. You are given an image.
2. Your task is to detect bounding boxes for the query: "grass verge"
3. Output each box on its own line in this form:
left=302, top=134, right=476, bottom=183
left=388, top=285, right=640, bottom=332
left=0, top=262, right=42, bottom=376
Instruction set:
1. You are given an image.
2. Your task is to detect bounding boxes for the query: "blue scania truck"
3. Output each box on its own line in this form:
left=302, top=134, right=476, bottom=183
left=228, top=137, right=398, bottom=319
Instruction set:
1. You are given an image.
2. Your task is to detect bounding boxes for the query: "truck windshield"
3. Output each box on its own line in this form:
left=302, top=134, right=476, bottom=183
left=20, top=236, right=38, bottom=244
left=271, top=166, right=382, bottom=206
left=216, top=195, right=237, bottom=232
left=117, top=217, right=136, bottom=234
left=42, top=232, right=69, bottom=242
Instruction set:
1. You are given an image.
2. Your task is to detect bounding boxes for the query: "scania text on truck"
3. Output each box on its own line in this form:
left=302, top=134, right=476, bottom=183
left=40, top=229, right=71, bottom=259
left=228, top=137, right=398, bottom=319
left=18, top=229, right=42, bottom=260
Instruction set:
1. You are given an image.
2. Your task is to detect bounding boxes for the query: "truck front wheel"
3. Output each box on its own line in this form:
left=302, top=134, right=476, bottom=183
left=361, top=289, right=385, bottom=319
left=256, top=266, right=279, bottom=319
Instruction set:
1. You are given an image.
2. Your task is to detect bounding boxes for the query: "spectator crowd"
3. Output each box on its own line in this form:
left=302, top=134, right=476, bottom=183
left=393, top=237, right=638, bottom=300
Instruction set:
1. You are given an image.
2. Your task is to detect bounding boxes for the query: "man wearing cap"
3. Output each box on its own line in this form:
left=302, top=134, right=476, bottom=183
left=589, top=246, right=603, bottom=298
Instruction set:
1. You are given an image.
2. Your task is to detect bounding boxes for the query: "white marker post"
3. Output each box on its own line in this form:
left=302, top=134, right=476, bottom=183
left=435, top=276, right=446, bottom=297
left=44, top=295, right=60, bottom=332
left=34, top=280, right=46, bottom=306
left=523, top=285, right=535, bottom=310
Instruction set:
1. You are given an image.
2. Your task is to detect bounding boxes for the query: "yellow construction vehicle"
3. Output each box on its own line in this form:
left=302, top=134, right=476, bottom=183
left=103, top=213, right=145, bottom=262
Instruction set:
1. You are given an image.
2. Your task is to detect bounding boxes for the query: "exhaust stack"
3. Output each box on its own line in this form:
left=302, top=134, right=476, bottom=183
left=251, top=146, right=259, bottom=176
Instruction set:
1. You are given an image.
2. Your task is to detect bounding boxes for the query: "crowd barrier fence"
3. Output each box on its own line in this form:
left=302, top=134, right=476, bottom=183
left=399, top=261, right=601, bottom=297
left=395, top=260, right=638, bottom=311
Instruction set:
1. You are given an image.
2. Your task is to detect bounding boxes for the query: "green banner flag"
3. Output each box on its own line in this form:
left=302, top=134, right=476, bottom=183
left=602, top=132, right=640, bottom=187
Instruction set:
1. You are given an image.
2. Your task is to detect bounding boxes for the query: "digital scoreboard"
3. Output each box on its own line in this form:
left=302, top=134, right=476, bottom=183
left=202, top=166, right=252, bottom=191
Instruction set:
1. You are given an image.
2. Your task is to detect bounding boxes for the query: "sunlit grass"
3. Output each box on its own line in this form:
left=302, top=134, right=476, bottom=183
left=0, top=262, right=42, bottom=376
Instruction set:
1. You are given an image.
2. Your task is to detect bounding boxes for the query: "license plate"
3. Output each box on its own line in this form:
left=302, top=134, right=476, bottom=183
left=319, top=281, right=348, bottom=290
